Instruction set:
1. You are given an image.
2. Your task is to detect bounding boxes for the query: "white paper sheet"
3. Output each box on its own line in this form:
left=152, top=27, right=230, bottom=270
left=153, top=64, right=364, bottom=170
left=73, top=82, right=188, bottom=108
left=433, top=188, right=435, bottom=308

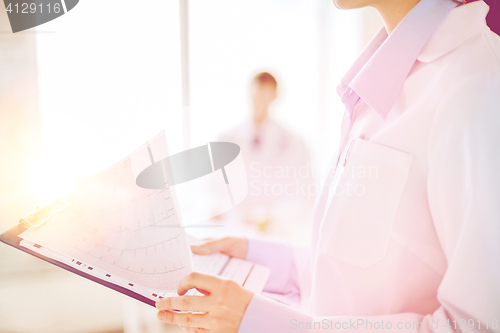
left=20, top=132, right=192, bottom=292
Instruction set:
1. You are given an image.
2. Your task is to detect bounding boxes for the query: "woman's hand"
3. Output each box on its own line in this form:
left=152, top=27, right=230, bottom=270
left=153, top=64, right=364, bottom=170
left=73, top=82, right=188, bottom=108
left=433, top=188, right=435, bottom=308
left=190, top=237, right=248, bottom=259
left=156, top=272, right=254, bottom=333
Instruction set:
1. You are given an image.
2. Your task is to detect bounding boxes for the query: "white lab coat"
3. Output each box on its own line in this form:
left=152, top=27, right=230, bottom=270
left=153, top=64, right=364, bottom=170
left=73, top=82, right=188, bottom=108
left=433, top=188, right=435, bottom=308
left=239, top=2, right=500, bottom=332
left=309, top=0, right=500, bottom=320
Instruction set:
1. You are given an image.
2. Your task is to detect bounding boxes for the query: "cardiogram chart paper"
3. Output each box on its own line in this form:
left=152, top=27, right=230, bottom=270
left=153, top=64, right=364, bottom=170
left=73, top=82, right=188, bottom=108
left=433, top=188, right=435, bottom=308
left=20, top=132, right=192, bottom=291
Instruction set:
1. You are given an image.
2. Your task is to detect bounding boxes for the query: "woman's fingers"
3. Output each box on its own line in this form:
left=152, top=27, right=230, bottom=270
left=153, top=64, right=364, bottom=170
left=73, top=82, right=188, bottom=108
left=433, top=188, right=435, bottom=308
left=156, top=271, right=252, bottom=332
left=156, top=295, right=211, bottom=312
left=196, top=288, right=210, bottom=296
left=191, top=237, right=233, bottom=255
left=179, top=325, right=209, bottom=333
left=190, top=237, right=247, bottom=259
left=157, top=310, right=209, bottom=329
left=177, top=272, right=222, bottom=295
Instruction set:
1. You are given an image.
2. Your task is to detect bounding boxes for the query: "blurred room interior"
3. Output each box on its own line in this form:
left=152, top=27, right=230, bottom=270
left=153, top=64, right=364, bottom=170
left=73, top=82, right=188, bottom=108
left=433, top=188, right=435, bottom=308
left=0, top=0, right=382, bottom=332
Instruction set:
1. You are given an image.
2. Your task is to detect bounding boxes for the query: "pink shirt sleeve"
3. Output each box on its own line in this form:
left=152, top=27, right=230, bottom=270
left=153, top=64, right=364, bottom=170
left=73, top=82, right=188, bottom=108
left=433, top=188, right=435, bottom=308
left=239, top=238, right=309, bottom=332
left=245, top=238, right=301, bottom=297
left=238, top=293, right=311, bottom=333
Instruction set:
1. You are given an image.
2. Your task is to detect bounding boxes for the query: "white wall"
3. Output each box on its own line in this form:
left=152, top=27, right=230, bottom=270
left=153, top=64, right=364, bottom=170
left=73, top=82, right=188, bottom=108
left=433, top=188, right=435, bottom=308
left=36, top=0, right=184, bottom=202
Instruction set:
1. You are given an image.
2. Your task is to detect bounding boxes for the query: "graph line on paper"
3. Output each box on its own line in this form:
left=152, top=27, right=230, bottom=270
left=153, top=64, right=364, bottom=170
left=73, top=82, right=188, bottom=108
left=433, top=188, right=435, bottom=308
left=20, top=133, right=192, bottom=291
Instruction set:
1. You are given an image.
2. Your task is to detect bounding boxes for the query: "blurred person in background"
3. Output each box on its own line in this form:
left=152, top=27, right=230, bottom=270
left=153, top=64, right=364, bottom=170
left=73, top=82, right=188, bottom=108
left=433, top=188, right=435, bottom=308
left=215, top=72, right=315, bottom=241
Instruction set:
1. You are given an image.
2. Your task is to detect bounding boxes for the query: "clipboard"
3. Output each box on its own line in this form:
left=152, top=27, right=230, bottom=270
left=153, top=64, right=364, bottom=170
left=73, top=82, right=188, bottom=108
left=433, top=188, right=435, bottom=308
left=0, top=199, right=156, bottom=307
left=1, top=197, right=271, bottom=308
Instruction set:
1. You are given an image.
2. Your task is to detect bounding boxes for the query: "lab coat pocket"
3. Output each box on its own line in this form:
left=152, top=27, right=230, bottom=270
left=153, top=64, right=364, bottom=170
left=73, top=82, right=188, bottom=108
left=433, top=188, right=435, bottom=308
left=318, top=139, right=413, bottom=268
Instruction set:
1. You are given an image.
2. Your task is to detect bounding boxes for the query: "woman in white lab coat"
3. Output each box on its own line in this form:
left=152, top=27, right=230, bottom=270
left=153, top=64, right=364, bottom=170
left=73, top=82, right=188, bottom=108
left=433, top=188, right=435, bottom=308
left=156, top=0, right=500, bottom=332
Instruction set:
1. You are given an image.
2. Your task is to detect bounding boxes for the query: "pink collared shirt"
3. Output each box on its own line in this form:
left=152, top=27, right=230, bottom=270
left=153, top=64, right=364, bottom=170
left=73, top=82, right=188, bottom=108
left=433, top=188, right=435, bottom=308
left=238, top=0, right=500, bottom=332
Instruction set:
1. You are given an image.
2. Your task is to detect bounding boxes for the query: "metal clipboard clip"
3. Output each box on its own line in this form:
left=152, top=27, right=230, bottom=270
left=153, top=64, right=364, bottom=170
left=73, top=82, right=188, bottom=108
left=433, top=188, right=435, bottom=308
left=19, top=198, right=72, bottom=229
